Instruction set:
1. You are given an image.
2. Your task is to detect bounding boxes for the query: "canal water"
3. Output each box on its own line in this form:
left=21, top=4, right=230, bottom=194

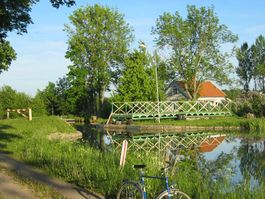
left=83, top=128, right=265, bottom=194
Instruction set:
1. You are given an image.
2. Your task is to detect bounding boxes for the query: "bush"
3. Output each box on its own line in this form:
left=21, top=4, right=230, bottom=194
left=234, top=92, right=265, bottom=117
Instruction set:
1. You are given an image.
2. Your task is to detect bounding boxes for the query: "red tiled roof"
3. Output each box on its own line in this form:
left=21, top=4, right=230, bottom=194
left=198, top=81, right=226, bottom=98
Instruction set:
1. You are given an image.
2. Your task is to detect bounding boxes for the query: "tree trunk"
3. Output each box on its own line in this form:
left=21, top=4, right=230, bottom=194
left=262, top=77, right=265, bottom=93
left=97, top=88, right=105, bottom=117
left=254, top=77, right=257, bottom=91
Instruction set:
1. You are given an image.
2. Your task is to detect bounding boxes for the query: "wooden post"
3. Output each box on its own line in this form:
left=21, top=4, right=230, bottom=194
left=28, top=108, right=32, bottom=121
left=120, top=140, right=128, bottom=167
left=6, top=109, right=10, bottom=119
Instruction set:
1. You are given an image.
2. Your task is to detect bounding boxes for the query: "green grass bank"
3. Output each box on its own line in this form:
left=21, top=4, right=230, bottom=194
left=0, top=116, right=264, bottom=198
left=132, top=116, right=265, bottom=133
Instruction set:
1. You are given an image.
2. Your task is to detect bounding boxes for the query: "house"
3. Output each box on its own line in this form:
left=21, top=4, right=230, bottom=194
left=166, top=80, right=226, bottom=103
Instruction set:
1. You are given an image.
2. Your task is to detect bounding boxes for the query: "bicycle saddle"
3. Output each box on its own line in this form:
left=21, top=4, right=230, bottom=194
left=133, top=164, right=146, bottom=169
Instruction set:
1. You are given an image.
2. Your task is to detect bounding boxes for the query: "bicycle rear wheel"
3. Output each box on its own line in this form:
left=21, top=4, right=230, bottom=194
left=117, top=181, right=144, bottom=199
left=156, top=188, right=191, bottom=199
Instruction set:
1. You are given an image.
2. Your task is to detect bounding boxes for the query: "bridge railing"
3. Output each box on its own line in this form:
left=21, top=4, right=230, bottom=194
left=107, top=100, right=233, bottom=123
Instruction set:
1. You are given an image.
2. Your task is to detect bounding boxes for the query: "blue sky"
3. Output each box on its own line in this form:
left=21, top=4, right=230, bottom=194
left=1, top=0, right=265, bottom=96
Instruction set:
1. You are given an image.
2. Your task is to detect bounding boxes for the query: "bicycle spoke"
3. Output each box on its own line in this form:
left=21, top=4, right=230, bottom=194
left=117, top=182, right=143, bottom=199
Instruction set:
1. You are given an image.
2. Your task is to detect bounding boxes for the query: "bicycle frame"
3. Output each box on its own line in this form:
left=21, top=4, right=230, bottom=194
left=139, top=169, right=172, bottom=199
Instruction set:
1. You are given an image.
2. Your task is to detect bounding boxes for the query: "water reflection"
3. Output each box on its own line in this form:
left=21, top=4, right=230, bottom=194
left=82, top=127, right=265, bottom=190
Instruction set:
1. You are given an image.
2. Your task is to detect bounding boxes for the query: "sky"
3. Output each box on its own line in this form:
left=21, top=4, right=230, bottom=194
left=1, top=0, right=265, bottom=96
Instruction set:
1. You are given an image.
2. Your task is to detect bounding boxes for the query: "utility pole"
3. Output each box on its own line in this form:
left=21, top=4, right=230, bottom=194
left=154, top=49, right=160, bottom=123
left=139, top=42, right=160, bottom=123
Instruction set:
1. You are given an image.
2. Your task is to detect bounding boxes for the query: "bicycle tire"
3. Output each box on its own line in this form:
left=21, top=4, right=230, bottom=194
left=116, top=181, right=144, bottom=199
left=156, top=188, right=191, bottom=199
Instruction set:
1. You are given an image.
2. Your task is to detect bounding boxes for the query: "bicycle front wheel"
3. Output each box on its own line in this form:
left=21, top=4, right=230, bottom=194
left=117, top=181, right=144, bottom=199
left=156, top=188, right=191, bottom=199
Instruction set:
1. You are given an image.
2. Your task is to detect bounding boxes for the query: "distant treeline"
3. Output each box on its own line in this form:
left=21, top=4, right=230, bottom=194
left=0, top=86, right=46, bottom=119
left=1, top=85, right=265, bottom=119
left=0, top=85, right=111, bottom=119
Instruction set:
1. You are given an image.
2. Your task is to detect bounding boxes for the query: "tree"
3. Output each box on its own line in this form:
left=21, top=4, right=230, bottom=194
left=252, top=35, right=265, bottom=91
left=37, top=82, right=60, bottom=115
left=114, top=46, right=166, bottom=102
left=152, top=5, right=238, bottom=100
left=55, top=76, right=72, bottom=115
left=236, top=43, right=254, bottom=92
left=0, top=0, right=75, bottom=39
left=0, top=0, right=75, bottom=73
left=0, top=39, right=16, bottom=74
left=65, top=4, right=133, bottom=116
left=114, top=48, right=156, bottom=102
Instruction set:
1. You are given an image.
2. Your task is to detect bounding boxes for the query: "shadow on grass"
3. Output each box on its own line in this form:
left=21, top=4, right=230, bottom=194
left=0, top=154, right=104, bottom=199
left=0, top=124, right=21, bottom=154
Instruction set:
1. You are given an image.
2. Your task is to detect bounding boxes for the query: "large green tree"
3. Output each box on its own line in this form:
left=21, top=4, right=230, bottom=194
left=65, top=66, right=90, bottom=116
left=252, top=35, right=265, bottom=91
left=37, top=82, right=60, bottom=115
left=65, top=4, right=133, bottom=116
left=114, top=48, right=155, bottom=102
left=0, top=39, right=16, bottom=74
left=236, top=43, right=254, bottom=92
left=0, top=0, right=75, bottom=73
left=152, top=5, right=238, bottom=100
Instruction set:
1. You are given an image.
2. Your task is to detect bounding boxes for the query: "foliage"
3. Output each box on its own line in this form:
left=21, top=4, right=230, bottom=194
left=64, top=4, right=133, bottom=116
left=235, top=35, right=265, bottom=92
left=100, top=98, right=112, bottom=119
left=0, top=85, right=46, bottom=119
left=152, top=5, right=238, bottom=100
left=236, top=43, right=255, bottom=92
left=0, top=0, right=75, bottom=39
left=64, top=66, right=89, bottom=116
left=0, top=0, right=75, bottom=75
left=234, top=92, right=265, bottom=118
left=37, top=82, right=60, bottom=115
left=0, top=39, right=16, bottom=74
left=252, top=35, right=265, bottom=91
left=55, top=78, right=73, bottom=115
left=113, top=47, right=165, bottom=102
left=223, top=88, right=241, bottom=101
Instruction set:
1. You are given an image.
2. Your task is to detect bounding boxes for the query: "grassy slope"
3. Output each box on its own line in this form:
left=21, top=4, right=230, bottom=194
left=0, top=116, right=75, bottom=153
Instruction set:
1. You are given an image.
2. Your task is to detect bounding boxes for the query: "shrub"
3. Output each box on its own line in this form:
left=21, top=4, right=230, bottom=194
left=234, top=92, right=265, bottom=117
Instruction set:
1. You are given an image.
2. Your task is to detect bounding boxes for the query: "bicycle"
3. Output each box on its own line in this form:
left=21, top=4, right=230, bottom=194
left=117, top=164, right=191, bottom=199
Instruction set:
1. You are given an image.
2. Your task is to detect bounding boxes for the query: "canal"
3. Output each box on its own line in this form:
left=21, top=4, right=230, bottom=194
left=82, top=127, right=265, bottom=198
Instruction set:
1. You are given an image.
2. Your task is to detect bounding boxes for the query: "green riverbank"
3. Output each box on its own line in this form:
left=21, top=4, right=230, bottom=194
left=0, top=116, right=265, bottom=198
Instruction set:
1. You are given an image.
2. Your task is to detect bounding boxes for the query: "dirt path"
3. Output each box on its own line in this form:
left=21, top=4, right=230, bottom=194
left=0, top=169, right=35, bottom=199
left=0, top=153, right=104, bottom=199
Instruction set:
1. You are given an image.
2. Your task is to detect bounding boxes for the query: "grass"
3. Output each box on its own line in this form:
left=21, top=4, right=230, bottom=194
left=0, top=116, right=264, bottom=198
